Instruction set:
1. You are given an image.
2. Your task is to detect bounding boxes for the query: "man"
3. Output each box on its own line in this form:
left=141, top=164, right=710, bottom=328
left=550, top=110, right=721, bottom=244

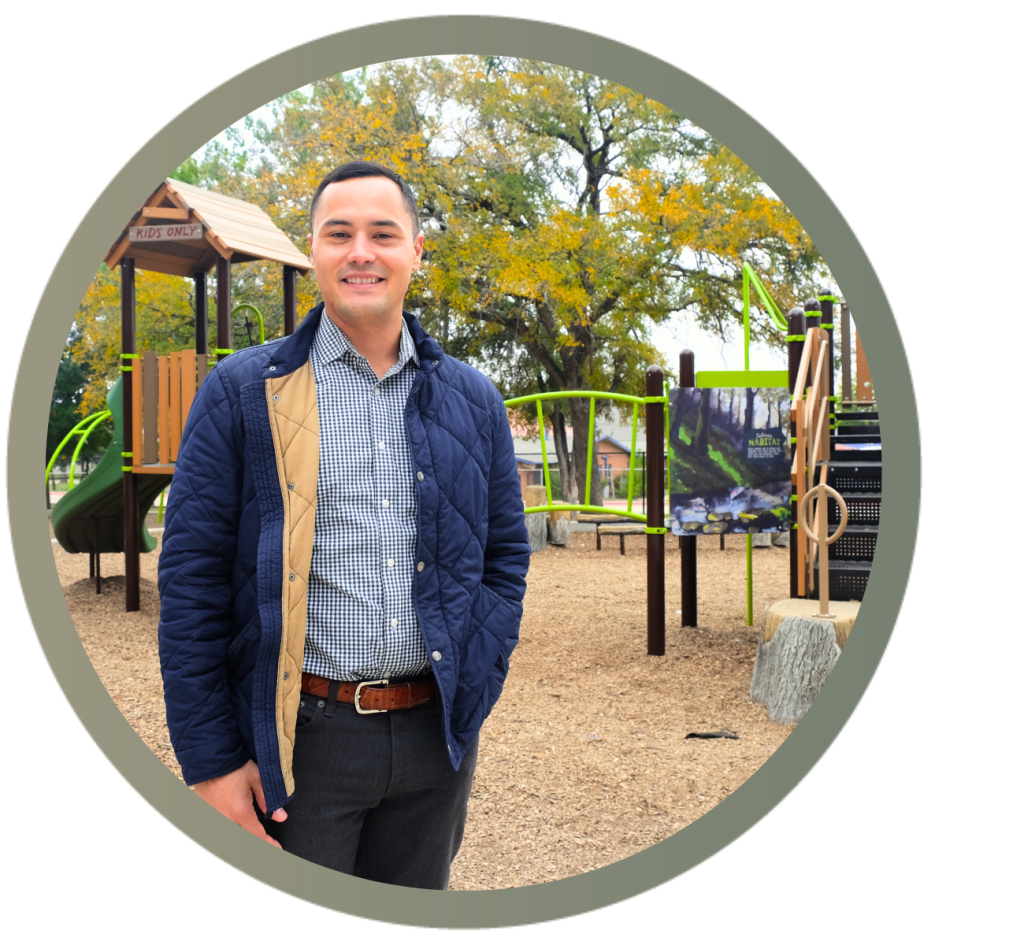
left=158, top=161, right=530, bottom=889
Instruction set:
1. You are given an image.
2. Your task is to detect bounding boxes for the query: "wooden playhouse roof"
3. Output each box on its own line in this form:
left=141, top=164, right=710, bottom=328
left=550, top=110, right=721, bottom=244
left=104, top=179, right=313, bottom=278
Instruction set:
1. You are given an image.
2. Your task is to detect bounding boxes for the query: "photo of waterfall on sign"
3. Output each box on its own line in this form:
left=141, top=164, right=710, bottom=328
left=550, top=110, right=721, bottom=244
left=670, top=387, right=792, bottom=536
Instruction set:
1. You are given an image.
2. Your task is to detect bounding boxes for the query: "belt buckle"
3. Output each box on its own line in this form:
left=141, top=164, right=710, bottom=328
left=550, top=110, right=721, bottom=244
left=354, top=678, right=389, bottom=714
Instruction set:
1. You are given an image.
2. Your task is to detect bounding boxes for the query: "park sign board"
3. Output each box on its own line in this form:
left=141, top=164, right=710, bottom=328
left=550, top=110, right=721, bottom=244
left=669, top=385, right=791, bottom=536
left=129, top=223, right=204, bottom=242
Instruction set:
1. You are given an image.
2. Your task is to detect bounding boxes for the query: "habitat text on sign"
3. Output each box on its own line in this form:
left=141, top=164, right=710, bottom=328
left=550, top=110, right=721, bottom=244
left=129, top=223, right=204, bottom=242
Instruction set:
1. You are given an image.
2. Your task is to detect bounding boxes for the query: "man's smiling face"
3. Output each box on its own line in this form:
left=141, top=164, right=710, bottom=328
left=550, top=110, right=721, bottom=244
left=308, top=176, right=424, bottom=330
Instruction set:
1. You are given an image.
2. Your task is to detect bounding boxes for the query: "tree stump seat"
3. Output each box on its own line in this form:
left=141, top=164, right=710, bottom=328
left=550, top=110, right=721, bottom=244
left=749, top=599, right=861, bottom=723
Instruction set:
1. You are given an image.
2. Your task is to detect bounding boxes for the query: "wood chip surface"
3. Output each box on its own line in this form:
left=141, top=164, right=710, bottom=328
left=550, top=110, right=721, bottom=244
left=52, top=522, right=796, bottom=889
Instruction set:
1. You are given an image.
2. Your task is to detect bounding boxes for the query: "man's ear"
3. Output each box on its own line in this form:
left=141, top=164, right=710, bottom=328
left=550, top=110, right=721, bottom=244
left=412, top=232, right=425, bottom=271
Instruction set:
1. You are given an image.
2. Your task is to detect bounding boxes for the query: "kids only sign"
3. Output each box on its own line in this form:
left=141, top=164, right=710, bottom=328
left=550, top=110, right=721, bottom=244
left=129, top=223, right=204, bottom=242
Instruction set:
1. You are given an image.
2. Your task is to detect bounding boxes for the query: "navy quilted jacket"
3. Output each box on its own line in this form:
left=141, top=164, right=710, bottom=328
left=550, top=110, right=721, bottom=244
left=158, top=305, right=530, bottom=814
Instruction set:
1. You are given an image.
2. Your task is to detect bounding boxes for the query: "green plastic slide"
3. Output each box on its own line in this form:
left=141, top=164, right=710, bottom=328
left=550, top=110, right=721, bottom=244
left=51, top=376, right=171, bottom=555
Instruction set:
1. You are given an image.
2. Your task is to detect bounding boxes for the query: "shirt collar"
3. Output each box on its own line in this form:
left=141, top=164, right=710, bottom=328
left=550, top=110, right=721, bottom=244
left=314, top=313, right=420, bottom=371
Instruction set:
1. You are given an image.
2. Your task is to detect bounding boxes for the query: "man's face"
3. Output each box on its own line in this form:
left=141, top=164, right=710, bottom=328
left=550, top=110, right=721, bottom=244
left=308, top=176, right=424, bottom=328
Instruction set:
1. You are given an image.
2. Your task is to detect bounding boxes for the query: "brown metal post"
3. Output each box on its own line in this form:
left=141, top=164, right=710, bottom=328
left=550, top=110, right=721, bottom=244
left=804, top=298, right=821, bottom=333
left=194, top=270, right=208, bottom=356
left=283, top=265, right=297, bottom=336
left=819, top=295, right=836, bottom=410
left=820, top=296, right=836, bottom=463
left=121, top=257, right=140, bottom=612
left=678, top=350, right=698, bottom=628
left=646, top=364, right=666, bottom=656
left=216, top=255, right=232, bottom=362
left=841, top=303, right=852, bottom=406
left=788, top=308, right=806, bottom=600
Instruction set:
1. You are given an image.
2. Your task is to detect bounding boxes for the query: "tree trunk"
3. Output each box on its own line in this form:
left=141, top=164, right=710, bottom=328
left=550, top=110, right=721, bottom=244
left=568, top=396, right=602, bottom=506
left=548, top=406, right=577, bottom=505
left=749, top=616, right=841, bottom=723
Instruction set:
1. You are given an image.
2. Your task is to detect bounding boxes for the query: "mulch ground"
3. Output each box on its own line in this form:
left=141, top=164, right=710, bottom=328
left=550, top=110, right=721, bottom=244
left=52, top=522, right=795, bottom=890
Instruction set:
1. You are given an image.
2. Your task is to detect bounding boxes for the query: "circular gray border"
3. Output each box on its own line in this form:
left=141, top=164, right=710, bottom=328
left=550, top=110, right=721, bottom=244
left=8, top=16, right=918, bottom=929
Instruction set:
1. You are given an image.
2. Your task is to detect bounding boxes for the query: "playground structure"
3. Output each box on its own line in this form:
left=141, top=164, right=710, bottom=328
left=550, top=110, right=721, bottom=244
left=50, top=179, right=312, bottom=609
left=506, top=265, right=880, bottom=649
left=505, top=373, right=671, bottom=656
left=51, top=180, right=878, bottom=630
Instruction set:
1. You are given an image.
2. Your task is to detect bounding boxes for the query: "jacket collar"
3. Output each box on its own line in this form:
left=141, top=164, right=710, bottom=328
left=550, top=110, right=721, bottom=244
left=263, top=303, right=446, bottom=379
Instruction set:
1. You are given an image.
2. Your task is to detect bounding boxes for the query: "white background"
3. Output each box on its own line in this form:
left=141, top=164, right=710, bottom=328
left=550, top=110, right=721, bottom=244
left=2, top=3, right=1017, bottom=940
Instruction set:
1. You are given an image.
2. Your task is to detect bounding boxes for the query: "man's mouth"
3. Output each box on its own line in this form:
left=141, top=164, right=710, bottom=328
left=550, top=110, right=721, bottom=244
left=343, top=276, right=384, bottom=284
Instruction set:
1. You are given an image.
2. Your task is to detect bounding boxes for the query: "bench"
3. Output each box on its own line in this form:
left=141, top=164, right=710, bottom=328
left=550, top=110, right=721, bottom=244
left=577, top=514, right=647, bottom=555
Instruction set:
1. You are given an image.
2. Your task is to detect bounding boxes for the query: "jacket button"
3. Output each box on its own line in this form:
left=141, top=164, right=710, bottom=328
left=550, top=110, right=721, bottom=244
left=283, top=672, right=289, bottom=680
left=416, top=471, right=424, bottom=481
left=288, top=483, right=295, bottom=490
left=432, top=360, right=439, bottom=366
left=289, top=574, right=296, bottom=582
left=432, top=650, right=442, bottom=662
left=270, top=366, right=277, bottom=372
left=417, top=562, right=424, bottom=572
left=273, top=394, right=280, bottom=401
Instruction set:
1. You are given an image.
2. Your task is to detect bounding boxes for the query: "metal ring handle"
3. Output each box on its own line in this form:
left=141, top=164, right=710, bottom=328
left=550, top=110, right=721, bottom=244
left=797, top=482, right=849, bottom=546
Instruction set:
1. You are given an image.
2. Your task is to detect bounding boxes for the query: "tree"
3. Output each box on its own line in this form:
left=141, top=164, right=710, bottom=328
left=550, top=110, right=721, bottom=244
left=69, top=264, right=199, bottom=415
left=48, top=327, right=112, bottom=474
left=72, top=57, right=833, bottom=506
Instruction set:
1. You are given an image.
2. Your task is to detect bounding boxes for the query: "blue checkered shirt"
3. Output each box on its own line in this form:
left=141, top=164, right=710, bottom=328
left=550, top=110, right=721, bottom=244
left=303, top=315, right=429, bottom=681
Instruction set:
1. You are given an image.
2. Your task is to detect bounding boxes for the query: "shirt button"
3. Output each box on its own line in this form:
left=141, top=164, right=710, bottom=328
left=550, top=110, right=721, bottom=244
left=417, top=561, right=424, bottom=572
left=432, top=650, right=442, bottom=662
left=378, top=441, right=386, bottom=450
left=416, top=471, right=424, bottom=481
left=391, top=618, right=399, bottom=627
left=373, top=388, right=381, bottom=396
left=381, top=499, right=390, bottom=508
left=387, top=558, right=395, bottom=568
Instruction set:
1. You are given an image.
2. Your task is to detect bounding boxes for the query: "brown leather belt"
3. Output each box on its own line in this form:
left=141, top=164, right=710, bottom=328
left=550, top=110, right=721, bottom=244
left=300, top=672, right=436, bottom=714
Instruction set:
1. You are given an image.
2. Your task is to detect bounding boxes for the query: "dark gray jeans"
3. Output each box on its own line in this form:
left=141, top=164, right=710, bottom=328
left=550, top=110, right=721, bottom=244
left=263, top=682, right=478, bottom=889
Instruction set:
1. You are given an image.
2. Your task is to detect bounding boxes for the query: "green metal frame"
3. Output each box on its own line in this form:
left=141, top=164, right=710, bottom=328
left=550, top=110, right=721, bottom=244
left=503, top=389, right=669, bottom=524
left=45, top=409, right=113, bottom=490
left=209, top=304, right=267, bottom=365
left=741, top=262, right=788, bottom=372
left=737, top=265, right=796, bottom=626
left=232, top=303, right=266, bottom=345
left=695, top=370, right=789, bottom=389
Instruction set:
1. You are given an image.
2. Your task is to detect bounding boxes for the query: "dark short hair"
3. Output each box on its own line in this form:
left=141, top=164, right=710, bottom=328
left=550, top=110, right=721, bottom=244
left=309, top=161, right=420, bottom=236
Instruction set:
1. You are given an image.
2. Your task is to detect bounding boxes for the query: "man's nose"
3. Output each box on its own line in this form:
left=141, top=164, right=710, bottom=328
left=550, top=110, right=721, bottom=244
left=347, top=231, right=376, bottom=263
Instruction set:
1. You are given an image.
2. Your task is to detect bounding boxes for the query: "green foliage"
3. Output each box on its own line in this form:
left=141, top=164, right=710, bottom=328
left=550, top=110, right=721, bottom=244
left=170, top=158, right=201, bottom=185
left=64, top=56, right=835, bottom=503
left=545, top=469, right=563, bottom=501
left=48, top=329, right=112, bottom=468
left=613, top=468, right=647, bottom=499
